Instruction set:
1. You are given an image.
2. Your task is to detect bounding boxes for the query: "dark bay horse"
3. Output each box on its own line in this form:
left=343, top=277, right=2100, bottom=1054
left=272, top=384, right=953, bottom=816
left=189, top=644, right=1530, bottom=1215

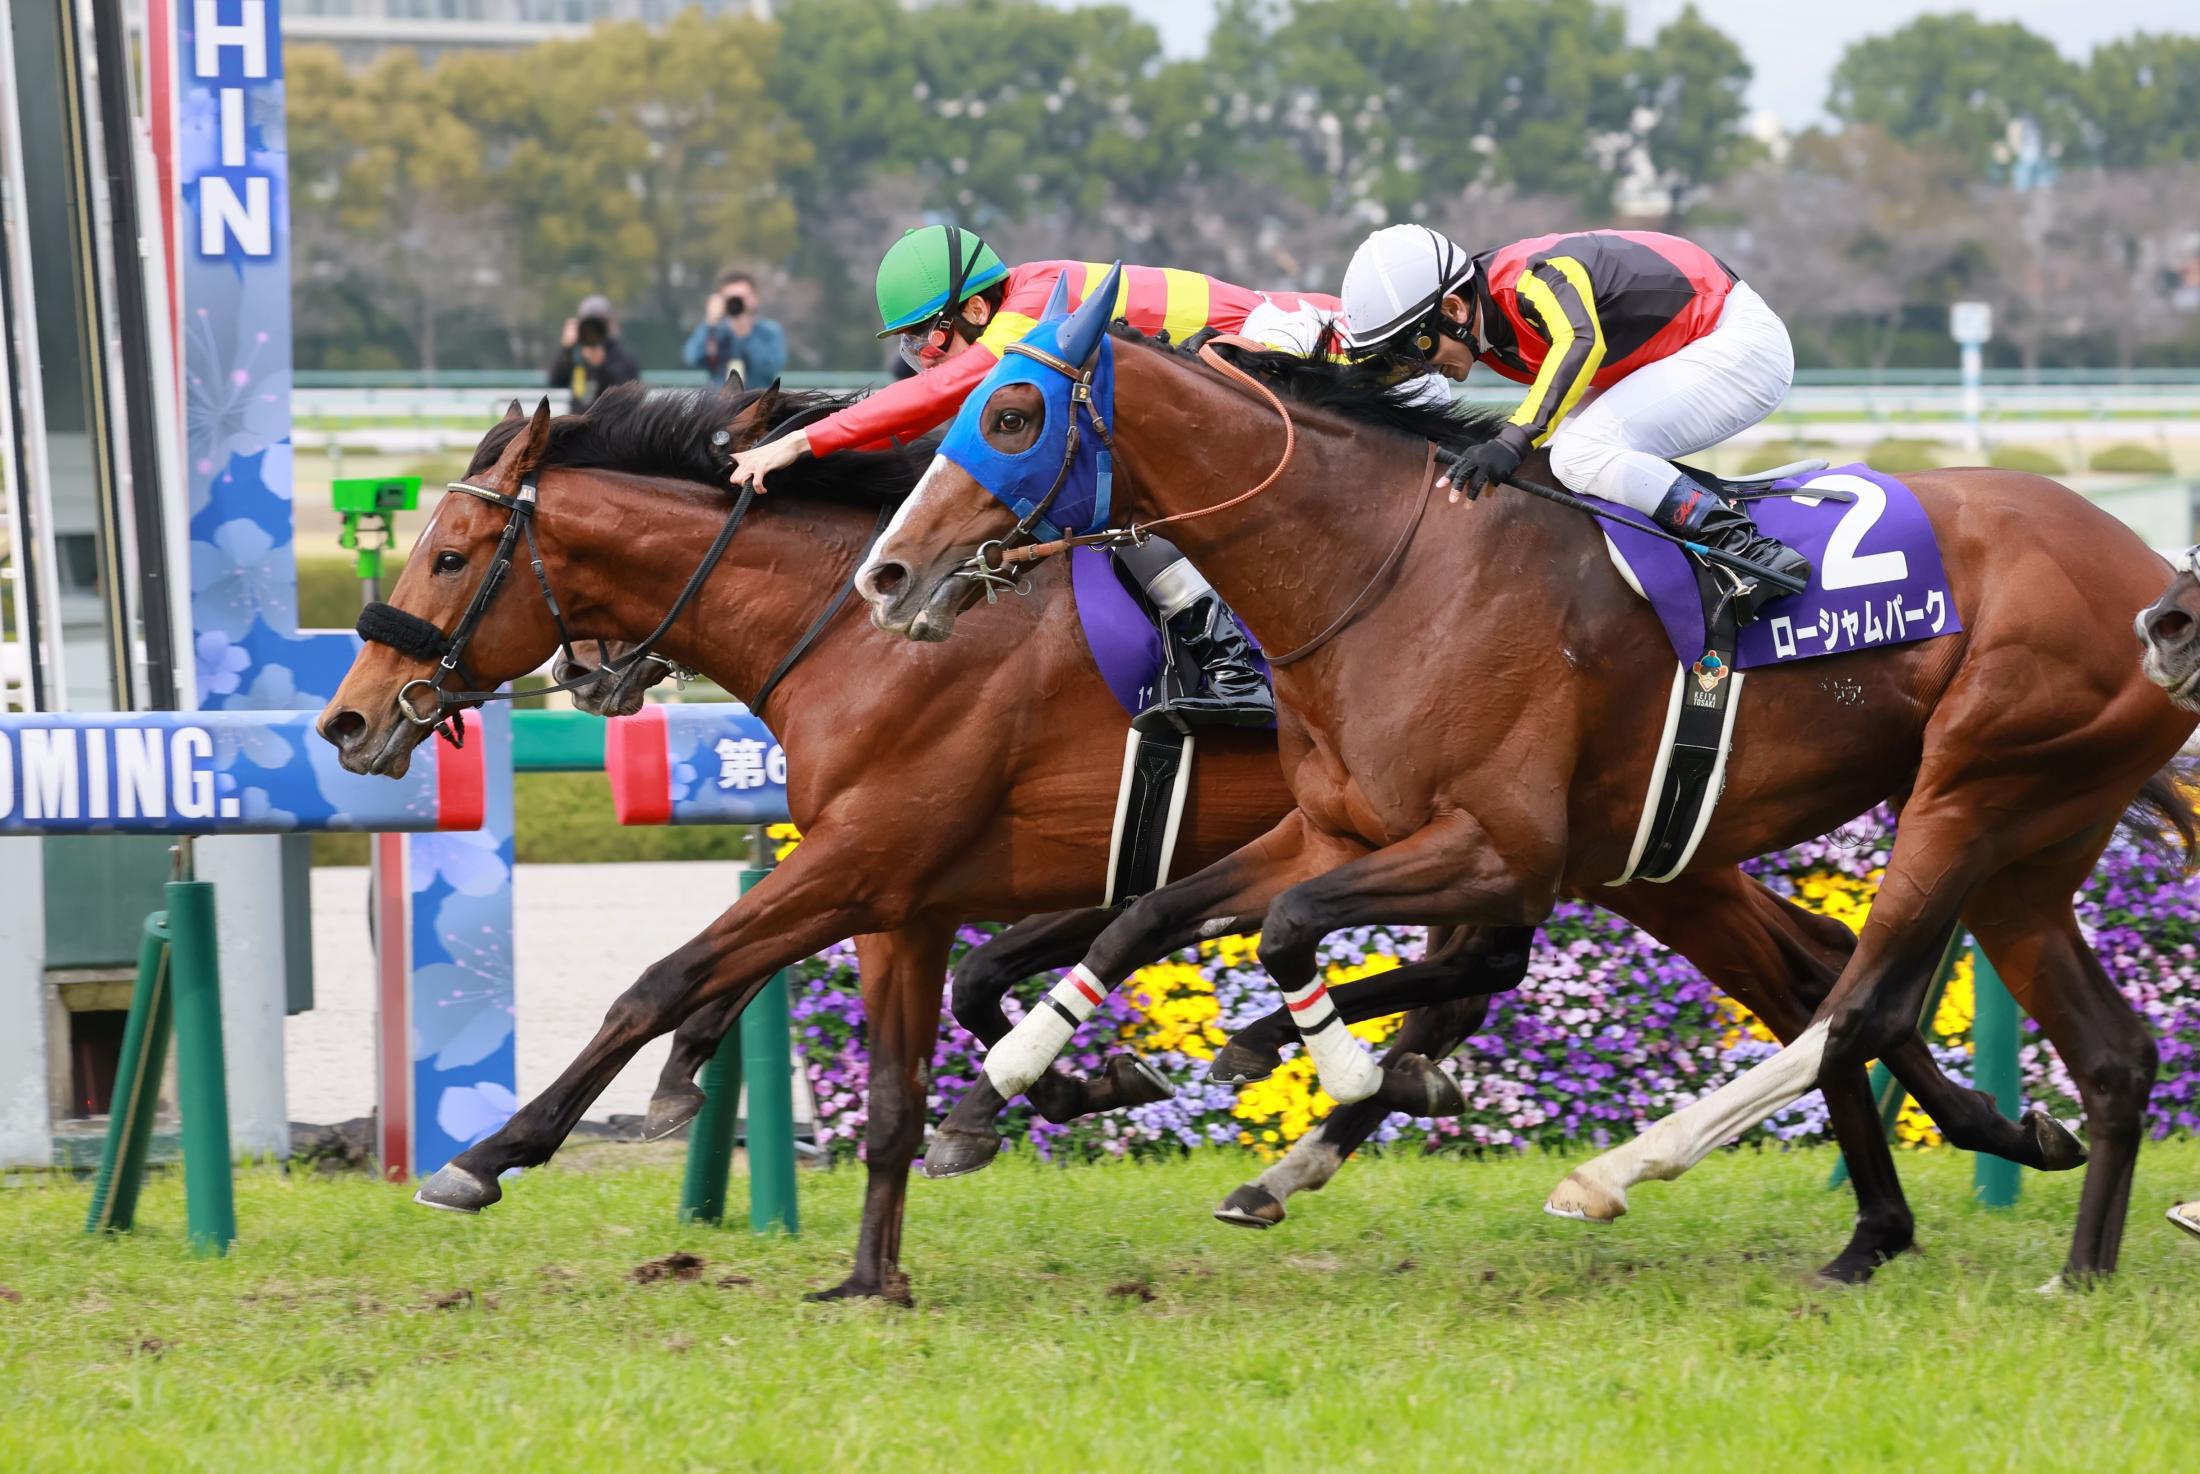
left=855, top=300, right=2197, bottom=1283
left=318, top=386, right=2033, bottom=1290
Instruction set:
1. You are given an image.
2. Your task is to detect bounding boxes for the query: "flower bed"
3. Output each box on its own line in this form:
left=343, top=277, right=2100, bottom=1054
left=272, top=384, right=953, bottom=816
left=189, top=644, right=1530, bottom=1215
left=787, top=818, right=2200, bottom=1162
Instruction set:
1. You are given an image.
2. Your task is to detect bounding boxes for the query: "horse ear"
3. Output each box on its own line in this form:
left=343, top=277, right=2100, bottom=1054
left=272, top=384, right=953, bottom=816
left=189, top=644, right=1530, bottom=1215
left=1038, top=271, right=1073, bottom=323
left=724, top=386, right=784, bottom=452
left=723, top=367, right=745, bottom=393
left=1058, top=261, right=1123, bottom=367
left=511, top=398, right=554, bottom=477
left=501, top=399, right=524, bottom=423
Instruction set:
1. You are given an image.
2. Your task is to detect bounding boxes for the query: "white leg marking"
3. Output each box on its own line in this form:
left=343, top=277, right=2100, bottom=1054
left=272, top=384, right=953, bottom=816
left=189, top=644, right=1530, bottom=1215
left=983, top=964, right=1107, bottom=1098
left=1549, top=1019, right=1830, bottom=1222
left=1255, top=1128, right=1345, bottom=1204
left=856, top=455, right=952, bottom=590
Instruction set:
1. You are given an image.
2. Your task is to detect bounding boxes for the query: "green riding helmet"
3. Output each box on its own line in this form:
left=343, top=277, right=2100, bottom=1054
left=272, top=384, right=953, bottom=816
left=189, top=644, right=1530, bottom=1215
left=874, top=224, right=1010, bottom=338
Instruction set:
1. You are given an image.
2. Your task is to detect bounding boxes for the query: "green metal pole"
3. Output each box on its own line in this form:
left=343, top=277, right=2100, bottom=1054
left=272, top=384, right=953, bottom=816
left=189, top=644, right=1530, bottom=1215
left=678, top=1027, right=743, bottom=1225
left=741, top=963, right=799, bottom=1237
left=165, top=877, right=236, bottom=1256
left=1971, top=948, right=2024, bottom=1209
left=85, top=916, right=176, bottom=1235
left=678, top=858, right=768, bottom=1225
left=1829, top=925, right=1965, bottom=1189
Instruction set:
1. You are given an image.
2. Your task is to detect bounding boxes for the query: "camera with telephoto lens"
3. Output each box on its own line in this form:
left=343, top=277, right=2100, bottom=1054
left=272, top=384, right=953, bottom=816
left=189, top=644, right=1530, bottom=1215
left=576, top=315, right=609, bottom=348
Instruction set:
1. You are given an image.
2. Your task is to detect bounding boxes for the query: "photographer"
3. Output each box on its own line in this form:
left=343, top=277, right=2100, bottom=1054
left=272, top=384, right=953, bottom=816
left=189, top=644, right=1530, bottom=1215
left=682, top=270, right=786, bottom=387
left=547, top=294, right=641, bottom=410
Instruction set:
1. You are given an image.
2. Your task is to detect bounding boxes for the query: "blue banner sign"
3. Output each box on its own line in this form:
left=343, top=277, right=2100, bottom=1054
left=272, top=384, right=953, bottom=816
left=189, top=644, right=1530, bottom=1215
left=0, top=712, right=482, bottom=835
left=605, top=704, right=792, bottom=827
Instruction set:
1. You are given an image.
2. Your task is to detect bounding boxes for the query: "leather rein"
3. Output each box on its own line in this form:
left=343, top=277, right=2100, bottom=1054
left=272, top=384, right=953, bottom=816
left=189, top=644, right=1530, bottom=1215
left=359, top=407, right=886, bottom=747
left=962, top=334, right=1438, bottom=666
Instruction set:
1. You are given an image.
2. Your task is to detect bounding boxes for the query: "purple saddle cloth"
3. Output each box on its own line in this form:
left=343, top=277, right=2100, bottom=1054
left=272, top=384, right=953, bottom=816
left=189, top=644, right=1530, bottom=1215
left=1598, top=464, right=1961, bottom=667
left=1070, top=548, right=1269, bottom=718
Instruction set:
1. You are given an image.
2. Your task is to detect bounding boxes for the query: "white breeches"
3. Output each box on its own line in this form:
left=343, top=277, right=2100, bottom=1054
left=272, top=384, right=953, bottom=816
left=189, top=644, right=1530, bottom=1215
left=1544, top=280, right=1794, bottom=516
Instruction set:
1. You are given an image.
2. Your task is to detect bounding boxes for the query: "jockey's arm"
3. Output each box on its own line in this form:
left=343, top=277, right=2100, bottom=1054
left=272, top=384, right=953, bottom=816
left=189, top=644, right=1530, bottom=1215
left=729, top=340, right=1002, bottom=486
left=1506, top=257, right=1608, bottom=449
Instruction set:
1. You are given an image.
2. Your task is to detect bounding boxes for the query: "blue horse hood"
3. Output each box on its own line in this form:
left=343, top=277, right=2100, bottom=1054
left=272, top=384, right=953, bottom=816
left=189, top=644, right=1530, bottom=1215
left=936, top=264, right=1121, bottom=539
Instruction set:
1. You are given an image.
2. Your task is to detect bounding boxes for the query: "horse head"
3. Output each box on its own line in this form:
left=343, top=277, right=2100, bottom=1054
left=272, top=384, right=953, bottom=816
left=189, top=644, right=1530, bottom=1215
left=859, top=264, right=1122, bottom=642
left=2139, top=554, right=2200, bottom=712
left=318, top=399, right=569, bottom=776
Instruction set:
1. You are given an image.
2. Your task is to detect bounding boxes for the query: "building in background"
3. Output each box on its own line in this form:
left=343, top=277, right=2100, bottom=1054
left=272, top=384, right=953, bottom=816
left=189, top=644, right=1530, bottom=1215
left=286, top=0, right=770, bottom=65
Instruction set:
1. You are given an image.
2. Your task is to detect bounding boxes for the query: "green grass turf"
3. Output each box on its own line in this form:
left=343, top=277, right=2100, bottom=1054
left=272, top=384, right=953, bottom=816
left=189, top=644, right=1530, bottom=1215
left=4, top=1141, right=2196, bottom=1472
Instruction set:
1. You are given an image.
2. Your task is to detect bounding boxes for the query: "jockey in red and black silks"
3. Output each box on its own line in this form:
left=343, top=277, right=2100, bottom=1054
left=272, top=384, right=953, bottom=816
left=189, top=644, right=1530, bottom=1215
left=1339, top=225, right=1810, bottom=620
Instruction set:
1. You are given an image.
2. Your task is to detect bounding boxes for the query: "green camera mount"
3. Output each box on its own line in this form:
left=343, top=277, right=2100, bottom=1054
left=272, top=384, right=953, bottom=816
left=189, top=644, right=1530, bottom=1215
left=332, top=476, right=421, bottom=594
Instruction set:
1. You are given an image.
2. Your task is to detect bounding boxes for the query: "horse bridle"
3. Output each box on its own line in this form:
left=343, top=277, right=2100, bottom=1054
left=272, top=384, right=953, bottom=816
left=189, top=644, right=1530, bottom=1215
left=962, top=338, right=1120, bottom=601
left=358, top=473, right=758, bottom=748
left=358, top=403, right=876, bottom=747
left=957, top=335, right=1442, bottom=666
left=965, top=336, right=1302, bottom=592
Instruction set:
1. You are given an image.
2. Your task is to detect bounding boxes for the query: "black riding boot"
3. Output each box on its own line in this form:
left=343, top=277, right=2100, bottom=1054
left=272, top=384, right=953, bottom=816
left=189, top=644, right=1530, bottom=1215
left=1113, top=536, right=1274, bottom=733
left=1140, top=593, right=1275, bottom=733
left=1653, top=475, right=1812, bottom=624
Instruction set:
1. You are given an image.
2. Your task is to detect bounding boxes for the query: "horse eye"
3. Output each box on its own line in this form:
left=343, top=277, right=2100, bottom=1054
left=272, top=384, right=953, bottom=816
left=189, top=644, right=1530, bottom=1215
left=999, top=410, right=1025, bottom=432
left=434, top=550, right=466, bottom=575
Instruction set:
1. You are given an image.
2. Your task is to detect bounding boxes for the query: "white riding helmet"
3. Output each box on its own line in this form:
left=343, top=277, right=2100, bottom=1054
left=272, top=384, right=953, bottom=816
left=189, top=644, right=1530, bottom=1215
left=1339, top=225, right=1475, bottom=355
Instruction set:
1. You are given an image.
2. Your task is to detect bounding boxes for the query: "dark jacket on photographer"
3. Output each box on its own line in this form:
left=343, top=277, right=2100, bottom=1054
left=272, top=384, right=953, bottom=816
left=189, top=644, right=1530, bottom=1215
left=547, top=339, right=641, bottom=410
left=548, top=298, right=642, bottom=410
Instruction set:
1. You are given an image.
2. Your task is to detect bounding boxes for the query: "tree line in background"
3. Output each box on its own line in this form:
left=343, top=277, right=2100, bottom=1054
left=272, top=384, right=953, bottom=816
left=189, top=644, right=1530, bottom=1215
left=286, top=0, right=2200, bottom=375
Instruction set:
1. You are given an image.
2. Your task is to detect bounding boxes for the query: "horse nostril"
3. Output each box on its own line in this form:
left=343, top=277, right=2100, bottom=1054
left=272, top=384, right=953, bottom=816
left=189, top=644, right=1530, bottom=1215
left=2151, top=609, right=2195, bottom=647
left=859, top=560, right=909, bottom=602
left=320, top=708, right=367, bottom=747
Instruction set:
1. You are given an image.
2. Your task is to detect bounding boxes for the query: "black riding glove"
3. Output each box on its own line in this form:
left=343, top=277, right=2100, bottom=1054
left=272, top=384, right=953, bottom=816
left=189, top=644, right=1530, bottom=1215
left=1443, top=425, right=1530, bottom=498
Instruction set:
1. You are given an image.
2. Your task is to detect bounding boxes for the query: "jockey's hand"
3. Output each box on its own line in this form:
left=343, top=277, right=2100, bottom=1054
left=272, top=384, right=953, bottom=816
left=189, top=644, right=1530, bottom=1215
left=1443, top=427, right=1528, bottom=502
left=729, top=430, right=809, bottom=492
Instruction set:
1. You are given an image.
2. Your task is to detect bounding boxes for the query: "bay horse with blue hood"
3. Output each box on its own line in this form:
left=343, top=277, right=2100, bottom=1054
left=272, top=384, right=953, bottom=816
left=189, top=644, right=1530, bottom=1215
left=320, top=381, right=2062, bottom=1293
left=855, top=263, right=2199, bottom=1285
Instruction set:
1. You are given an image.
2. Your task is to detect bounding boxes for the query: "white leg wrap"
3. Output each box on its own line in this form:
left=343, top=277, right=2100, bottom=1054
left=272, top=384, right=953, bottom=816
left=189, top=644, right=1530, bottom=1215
left=983, top=965, right=1108, bottom=1098
left=1283, top=980, right=1383, bottom=1104
left=1561, top=1018, right=1830, bottom=1214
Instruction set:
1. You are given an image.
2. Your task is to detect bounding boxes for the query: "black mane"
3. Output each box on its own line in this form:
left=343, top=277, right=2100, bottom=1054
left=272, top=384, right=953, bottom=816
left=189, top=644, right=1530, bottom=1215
left=1110, top=323, right=1506, bottom=455
left=463, top=382, right=924, bottom=507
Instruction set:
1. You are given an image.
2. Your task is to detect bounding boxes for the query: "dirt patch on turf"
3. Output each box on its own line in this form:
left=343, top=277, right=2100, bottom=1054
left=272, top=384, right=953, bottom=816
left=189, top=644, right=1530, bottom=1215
left=0, top=1284, right=20, bottom=1304
left=629, top=1252, right=708, bottom=1285
left=1107, top=1280, right=1156, bottom=1303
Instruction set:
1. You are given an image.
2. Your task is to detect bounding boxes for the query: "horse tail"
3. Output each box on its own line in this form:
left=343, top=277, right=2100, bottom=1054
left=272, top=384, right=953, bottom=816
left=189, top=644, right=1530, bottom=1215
left=2119, top=757, right=2200, bottom=874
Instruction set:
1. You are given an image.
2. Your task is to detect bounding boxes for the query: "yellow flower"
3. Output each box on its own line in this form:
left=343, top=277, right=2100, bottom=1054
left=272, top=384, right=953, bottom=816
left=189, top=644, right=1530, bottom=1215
left=766, top=822, right=802, bottom=862
left=1231, top=1055, right=1333, bottom=1157
left=1122, top=960, right=1224, bottom=1059
left=1931, top=953, right=1975, bottom=1040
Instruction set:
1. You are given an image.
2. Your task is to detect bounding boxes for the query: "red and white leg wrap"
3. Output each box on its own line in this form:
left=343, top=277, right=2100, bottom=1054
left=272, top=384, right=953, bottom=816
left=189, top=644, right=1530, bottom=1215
left=983, top=964, right=1108, bottom=1098
left=1284, top=980, right=1383, bottom=1104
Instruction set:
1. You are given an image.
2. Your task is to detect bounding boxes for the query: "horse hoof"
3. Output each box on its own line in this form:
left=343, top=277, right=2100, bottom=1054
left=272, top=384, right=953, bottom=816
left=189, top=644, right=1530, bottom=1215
left=2167, top=1202, right=2200, bottom=1241
left=1375, top=1053, right=1466, bottom=1118
left=922, top=1127, right=1003, bottom=1179
left=1213, top=1184, right=1285, bottom=1230
left=1208, top=1041, right=1279, bottom=1087
left=2025, top=1110, right=2087, bottom=1172
left=414, top=1164, right=500, bottom=1214
left=806, top=1272, right=913, bottom=1307
left=1544, top=1168, right=1626, bottom=1223
left=1024, top=1071, right=1085, bottom=1126
left=1105, top=1053, right=1174, bottom=1108
left=643, top=1083, right=708, bottom=1141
